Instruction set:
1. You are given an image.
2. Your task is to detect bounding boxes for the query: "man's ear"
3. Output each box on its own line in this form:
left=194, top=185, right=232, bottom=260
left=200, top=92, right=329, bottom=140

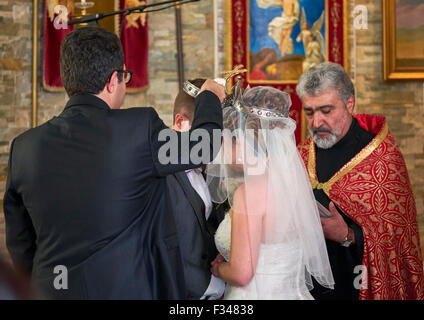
left=174, top=113, right=185, bottom=130
left=174, top=113, right=191, bottom=131
left=106, top=71, right=118, bottom=94
left=346, top=96, right=355, bottom=115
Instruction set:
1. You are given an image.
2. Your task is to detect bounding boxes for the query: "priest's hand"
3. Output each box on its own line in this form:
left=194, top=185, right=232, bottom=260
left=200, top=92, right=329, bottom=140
left=320, top=202, right=350, bottom=244
left=200, top=79, right=226, bottom=103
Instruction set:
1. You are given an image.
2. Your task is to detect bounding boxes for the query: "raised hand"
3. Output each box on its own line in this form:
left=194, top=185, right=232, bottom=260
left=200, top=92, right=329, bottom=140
left=199, top=79, right=226, bottom=103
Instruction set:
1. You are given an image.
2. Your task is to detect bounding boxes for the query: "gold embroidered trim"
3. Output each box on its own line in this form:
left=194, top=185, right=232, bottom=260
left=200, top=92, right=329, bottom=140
left=308, top=122, right=389, bottom=196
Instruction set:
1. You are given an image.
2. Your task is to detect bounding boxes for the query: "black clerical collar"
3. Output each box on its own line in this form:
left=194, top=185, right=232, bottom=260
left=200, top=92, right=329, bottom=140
left=64, top=94, right=111, bottom=111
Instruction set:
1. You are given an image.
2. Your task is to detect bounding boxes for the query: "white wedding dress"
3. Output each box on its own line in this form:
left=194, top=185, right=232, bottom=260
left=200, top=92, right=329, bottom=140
left=214, top=213, right=314, bottom=300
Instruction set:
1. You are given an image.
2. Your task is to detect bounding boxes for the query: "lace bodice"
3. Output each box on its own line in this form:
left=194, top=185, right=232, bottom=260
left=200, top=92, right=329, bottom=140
left=214, top=212, right=232, bottom=262
left=214, top=213, right=314, bottom=300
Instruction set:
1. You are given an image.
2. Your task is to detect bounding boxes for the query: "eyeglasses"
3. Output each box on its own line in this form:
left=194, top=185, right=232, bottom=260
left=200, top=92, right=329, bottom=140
left=116, top=70, right=133, bottom=84
left=108, top=69, right=133, bottom=85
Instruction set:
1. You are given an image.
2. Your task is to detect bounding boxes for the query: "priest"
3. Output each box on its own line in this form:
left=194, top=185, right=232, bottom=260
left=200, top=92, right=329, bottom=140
left=296, top=62, right=424, bottom=300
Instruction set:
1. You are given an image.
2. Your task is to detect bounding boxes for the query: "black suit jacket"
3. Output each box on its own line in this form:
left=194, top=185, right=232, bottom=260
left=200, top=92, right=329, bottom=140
left=3, top=91, right=222, bottom=299
left=166, top=171, right=225, bottom=299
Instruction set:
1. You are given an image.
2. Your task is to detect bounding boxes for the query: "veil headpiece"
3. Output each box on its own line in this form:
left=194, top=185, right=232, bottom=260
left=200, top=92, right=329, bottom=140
left=206, top=84, right=334, bottom=294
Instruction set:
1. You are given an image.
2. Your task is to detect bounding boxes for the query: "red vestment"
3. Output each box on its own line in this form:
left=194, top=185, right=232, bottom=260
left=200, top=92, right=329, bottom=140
left=298, top=114, right=424, bottom=300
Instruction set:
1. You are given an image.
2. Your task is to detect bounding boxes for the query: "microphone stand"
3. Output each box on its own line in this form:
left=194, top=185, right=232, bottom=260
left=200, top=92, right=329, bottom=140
left=68, top=0, right=200, bottom=27
left=175, top=4, right=184, bottom=90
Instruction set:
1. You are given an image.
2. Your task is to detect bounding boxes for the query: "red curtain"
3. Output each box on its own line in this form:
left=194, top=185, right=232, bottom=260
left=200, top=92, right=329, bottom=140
left=119, top=0, right=149, bottom=92
left=42, top=0, right=149, bottom=92
left=42, top=0, right=74, bottom=91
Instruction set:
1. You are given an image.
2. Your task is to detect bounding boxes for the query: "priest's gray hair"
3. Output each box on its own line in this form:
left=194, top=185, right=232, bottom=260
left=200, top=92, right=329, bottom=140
left=296, top=62, right=355, bottom=104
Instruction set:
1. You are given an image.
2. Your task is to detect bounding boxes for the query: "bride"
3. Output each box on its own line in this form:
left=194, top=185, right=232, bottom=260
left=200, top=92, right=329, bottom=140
left=206, top=86, right=334, bottom=299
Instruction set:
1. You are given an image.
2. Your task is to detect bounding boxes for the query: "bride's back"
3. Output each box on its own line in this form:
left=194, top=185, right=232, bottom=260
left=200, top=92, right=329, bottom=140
left=215, top=209, right=313, bottom=300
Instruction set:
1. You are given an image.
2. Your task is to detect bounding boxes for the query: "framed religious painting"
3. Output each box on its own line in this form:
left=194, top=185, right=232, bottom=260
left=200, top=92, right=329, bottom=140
left=224, top=0, right=349, bottom=143
left=383, top=0, right=424, bottom=81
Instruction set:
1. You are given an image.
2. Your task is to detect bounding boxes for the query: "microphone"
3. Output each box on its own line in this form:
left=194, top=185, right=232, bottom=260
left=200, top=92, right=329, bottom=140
left=68, top=13, right=104, bottom=26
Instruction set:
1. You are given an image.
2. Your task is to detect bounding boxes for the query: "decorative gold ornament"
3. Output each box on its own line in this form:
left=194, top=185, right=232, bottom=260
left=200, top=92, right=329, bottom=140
left=124, top=0, right=147, bottom=29
left=220, top=64, right=247, bottom=83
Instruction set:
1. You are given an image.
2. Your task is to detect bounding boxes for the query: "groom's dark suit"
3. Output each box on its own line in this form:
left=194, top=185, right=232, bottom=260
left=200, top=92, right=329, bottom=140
left=3, top=91, right=222, bottom=299
left=166, top=171, right=225, bottom=299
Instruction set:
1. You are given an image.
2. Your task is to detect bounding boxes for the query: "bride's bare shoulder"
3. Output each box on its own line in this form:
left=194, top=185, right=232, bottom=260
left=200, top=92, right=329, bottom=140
left=232, top=177, right=268, bottom=214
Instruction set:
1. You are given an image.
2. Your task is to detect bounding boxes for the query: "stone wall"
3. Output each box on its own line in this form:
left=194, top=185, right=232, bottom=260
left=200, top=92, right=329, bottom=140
left=0, top=0, right=32, bottom=262
left=0, top=0, right=424, bottom=265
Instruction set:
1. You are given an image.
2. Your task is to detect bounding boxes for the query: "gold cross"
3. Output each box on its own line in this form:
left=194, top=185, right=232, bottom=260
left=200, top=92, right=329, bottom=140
left=221, top=65, right=248, bottom=82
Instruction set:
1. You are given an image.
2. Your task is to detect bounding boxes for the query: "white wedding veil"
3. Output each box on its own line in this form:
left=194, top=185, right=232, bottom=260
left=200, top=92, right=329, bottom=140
left=206, top=86, right=334, bottom=295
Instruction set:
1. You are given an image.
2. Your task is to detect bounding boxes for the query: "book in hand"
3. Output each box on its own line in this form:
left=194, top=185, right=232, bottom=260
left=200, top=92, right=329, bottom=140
left=316, top=201, right=333, bottom=218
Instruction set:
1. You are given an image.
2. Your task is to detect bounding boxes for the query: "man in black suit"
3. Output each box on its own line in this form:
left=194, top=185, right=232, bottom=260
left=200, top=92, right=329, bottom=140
left=3, top=27, right=224, bottom=299
left=166, top=79, right=227, bottom=300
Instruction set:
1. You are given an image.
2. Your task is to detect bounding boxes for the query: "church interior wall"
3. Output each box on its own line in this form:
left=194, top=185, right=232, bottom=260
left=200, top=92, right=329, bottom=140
left=0, top=0, right=423, bottom=262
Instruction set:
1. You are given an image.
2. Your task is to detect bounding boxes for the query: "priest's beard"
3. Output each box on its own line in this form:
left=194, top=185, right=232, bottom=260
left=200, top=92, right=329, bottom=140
left=312, top=129, right=339, bottom=149
left=310, top=112, right=350, bottom=149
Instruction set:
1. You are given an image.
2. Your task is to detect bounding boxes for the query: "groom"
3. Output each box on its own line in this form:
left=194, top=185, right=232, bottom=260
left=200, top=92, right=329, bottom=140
left=166, top=79, right=227, bottom=300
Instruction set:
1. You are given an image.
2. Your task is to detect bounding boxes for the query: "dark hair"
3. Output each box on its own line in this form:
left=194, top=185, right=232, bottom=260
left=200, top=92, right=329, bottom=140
left=60, top=26, right=124, bottom=97
left=173, top=78, right=206, bottom=124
